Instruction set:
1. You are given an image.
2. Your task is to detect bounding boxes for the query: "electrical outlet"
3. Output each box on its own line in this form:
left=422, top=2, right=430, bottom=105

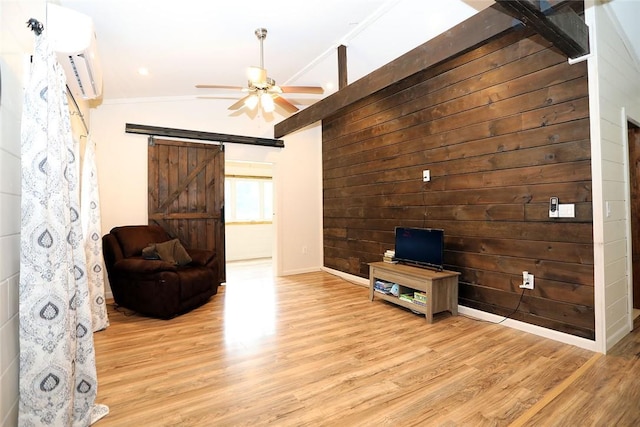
left=422, top=170, right=431, bottom=182
left=519, top=271, right=534, bottom=289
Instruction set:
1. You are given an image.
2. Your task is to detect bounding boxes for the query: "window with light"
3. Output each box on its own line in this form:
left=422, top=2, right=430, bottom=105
left=225, top=176, right=273, bottom=223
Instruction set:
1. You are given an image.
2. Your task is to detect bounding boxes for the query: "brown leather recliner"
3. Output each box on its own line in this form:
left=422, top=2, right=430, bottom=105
left=102, top=225, right=219, bottom=319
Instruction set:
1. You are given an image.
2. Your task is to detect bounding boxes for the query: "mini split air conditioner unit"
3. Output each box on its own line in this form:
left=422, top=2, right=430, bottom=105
left=48, top=4, right=103, bottom=100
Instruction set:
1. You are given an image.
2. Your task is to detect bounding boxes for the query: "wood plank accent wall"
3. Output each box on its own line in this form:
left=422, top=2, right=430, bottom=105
left=322, top=30, right=594, bottom=339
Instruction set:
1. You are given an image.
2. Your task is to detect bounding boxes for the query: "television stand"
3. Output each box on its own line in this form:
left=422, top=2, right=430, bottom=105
left=368, top=262, right=460, bottom=323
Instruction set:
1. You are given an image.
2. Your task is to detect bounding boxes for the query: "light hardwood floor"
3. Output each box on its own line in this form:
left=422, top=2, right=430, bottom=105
left=94, top=263, right=640, bottom=426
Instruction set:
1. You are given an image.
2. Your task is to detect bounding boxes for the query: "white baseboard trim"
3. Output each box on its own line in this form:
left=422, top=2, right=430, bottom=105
left=320, top=266, right=599, bottom=353
left=280, top=266, right=323, bottom=276
left=321, top=266, right=369, bottom=287
left=606, top=321, right=631, bottom=353
left=458, top=306, right=599, bottom=352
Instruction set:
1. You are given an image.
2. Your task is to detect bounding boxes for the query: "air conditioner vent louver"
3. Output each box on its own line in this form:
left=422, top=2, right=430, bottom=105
left=49, top=4, right=103, bottom=100
left=67, top=54, right=98, bottom=98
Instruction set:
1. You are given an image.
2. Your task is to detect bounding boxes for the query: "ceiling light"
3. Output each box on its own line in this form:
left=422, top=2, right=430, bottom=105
left=138, top=67, right=149, bottom=76
left=247, top=66, right=267, bottom=84
left=260, top=92, right=275, bottom=113
left=244, top=94, right=259, bottom=110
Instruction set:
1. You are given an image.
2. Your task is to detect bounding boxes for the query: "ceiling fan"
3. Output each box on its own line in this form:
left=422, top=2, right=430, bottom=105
left=196, top=28, right=324, bottom=114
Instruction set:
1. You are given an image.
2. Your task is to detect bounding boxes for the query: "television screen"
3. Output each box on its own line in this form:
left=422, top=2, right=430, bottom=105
left=394, top=227, right=444, bottom=270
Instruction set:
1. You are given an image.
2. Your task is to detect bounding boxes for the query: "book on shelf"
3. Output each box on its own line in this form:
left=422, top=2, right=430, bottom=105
left=413, top=292, right=427, bottom=304
left=383, top=249, right=397, bottom=263
left=399, top=293, right=426, bottom=306
left=374, top=279, right=394, bottom=294
left=375, top=279, right=393, bottom=287
left=399, top=293, right=414, bottom=303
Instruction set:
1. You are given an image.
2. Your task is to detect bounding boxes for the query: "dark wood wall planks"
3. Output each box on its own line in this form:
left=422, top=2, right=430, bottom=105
left=322, top=31, right=594, bottom=339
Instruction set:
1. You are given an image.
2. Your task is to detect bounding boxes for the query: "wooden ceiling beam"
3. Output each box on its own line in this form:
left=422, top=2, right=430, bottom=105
left=494, top=0, right=589, bottom=59
left=338, top=44, right=348, bottom=90
left=274, top=4, right=520, bottom=139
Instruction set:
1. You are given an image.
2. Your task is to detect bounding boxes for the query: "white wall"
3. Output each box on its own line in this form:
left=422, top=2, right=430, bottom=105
left=587, top=1, right=640, bottom=352
left=226, top=224, right=273, bottom=261
left=276, top=124, right=324, bottom=275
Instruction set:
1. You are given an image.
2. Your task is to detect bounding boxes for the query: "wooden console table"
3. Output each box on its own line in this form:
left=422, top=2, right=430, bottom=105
left=368, top=262, right=460, bottom=323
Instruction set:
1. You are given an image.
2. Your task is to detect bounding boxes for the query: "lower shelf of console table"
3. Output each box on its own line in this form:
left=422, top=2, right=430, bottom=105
left=368, top=261, right=460, bottom=323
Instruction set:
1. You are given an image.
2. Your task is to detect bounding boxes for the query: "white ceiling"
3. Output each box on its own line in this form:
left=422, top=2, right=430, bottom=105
left=5, top=0, right=639, bottom=111
left=53, top=0, right=496, bottom=103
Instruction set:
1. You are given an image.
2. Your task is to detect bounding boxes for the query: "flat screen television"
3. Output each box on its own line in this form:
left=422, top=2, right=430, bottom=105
left=394, top=227, right=444, bottom=271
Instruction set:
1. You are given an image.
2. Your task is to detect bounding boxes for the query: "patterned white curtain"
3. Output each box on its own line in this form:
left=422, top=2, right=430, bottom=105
left=81, top=137, right=110, bottom=332
left=19, top=31, right=108, bottom=425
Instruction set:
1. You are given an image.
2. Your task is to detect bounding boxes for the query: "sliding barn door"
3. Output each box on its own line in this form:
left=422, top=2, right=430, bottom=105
left=148, top=138, right=225, bottom=283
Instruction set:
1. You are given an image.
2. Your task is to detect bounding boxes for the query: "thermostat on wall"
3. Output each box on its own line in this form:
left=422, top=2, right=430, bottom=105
left=549, top=197, right=559, bottom=218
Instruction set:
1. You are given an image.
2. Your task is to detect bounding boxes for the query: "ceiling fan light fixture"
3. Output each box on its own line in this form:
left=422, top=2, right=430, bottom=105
left=247, top=66, right=267, bottom=85
left=197, top=27, right=322, bottom=117
left=244, top=94, right=259, bottom=110
left=260, top=92, right=275, bottom=113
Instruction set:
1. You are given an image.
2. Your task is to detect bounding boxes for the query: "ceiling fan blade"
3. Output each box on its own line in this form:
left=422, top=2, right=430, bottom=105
left=228, top=95, right=252, bottom=110
left=273, top=95, right=299, bottom=114
left=280, top=86, right=324, bottom=94
left=196, top=84, right=245, bottom=90
left=197, top=96, right=248, bottom=100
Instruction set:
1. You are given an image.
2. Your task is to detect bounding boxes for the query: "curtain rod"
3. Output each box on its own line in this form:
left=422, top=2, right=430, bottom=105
left=67, top=85, right=90, bottom=136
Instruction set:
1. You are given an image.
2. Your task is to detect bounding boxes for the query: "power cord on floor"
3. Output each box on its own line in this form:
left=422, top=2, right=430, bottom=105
left=497, top=287, right=526, bottom=324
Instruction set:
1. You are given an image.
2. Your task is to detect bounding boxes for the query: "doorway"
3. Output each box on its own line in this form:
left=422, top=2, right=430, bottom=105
left=627, top=121, right=640, bottom=327
left=224, top=160, right=275, bottom=283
